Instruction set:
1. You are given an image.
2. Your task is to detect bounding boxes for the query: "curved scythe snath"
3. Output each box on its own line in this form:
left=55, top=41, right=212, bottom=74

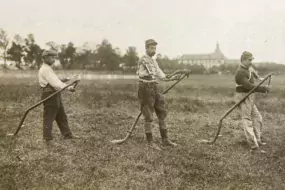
left=111, top=73, right=189, bottom=145
left=200, top=73, right=274, bottom=144
left=7, top=80, right=80, bottom=136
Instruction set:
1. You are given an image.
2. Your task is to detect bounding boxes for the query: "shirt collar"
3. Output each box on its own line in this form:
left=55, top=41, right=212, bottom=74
left=240, top=63, right=249, bottom=70
left=43, top=63, right=52, bottom=68
left=145, top=53, right=154, bottom=59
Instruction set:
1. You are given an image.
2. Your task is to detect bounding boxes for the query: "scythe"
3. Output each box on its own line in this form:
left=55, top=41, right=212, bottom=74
left=111, top=73, right=189, bottom=145
left=199, top=73, right=273, bottom=144
left=7, top=79, right=80, bottom=136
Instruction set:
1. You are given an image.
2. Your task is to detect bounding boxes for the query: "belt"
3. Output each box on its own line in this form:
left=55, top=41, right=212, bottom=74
left=41, top=84, right=56, bottom=92
left=139, top=76, right=157, bottom=83
left=139, top=79, right=157, bottom=83
left=235, top=86, right=255, bottom=93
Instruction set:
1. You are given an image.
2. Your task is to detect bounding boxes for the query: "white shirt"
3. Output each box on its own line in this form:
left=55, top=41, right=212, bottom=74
left=137, top=54, right=166, bottom=79
left=38, top=63, right=67, bottom=90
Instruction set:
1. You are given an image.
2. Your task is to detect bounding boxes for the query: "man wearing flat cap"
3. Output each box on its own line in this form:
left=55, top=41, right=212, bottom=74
left=234, top=51, right=270, bottom=152
left=38, top=49, right=78, bottom=146
left=137, top=39, right=178, bottom=150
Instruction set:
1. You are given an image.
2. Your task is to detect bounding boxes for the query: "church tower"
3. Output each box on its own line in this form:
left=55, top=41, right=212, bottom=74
left=214, top=42, right=222, bottom=54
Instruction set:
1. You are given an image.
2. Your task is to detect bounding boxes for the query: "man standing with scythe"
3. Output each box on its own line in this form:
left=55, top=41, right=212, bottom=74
left=234, top=51, right=270, bottom=152
left=38, top=49, right=79, bottom=146
left=137, top=39, right=188, bottom=150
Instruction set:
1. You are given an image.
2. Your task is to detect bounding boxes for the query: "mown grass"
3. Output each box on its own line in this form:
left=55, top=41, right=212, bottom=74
left=1, top=74, right=285, bottom=189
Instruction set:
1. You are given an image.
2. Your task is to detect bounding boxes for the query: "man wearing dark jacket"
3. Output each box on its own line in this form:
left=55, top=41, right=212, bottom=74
left=234, top=51, right=270, bottom=152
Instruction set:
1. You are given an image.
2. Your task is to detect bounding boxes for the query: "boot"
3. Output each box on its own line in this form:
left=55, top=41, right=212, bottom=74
left=146, top=133, right=161, bottom=151
left=250, top=146, right=266, bottom=154
left=160, top=129, right=177, bottom=147
left=257, top=138, right=267, bottom=146
left=45, top=139, right=53, bottom=146
left=64, top=133, right=80, bottom=139
left=258, top=141, right=267, bottom=146
left=45, top=140, right=62, bottom=148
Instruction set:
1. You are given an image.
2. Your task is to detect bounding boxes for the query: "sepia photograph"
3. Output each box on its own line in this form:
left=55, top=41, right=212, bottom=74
left=0, top=0, right=284, bottom=189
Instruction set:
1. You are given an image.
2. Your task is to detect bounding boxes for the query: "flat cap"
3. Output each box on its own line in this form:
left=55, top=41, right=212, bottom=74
left=42, top=49, right=57, bottom=57
left=145, top=39, right=158, bottom=46
left=241, top=51, right=254, bottom=60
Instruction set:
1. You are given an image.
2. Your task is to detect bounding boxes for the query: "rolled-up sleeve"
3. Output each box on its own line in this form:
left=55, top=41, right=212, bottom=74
left=44, top=68, right=67, bottom=90
left=156, top=66, right=166, bottom=79
left=138, top=57, right=154, bottom=77
left=154, top=61, right=166, bottom=79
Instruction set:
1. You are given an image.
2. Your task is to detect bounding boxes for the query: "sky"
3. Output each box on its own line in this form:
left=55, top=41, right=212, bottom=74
left=1, top=0, right=285, bottom=63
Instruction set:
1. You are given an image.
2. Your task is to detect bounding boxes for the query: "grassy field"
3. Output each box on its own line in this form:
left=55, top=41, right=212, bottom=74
left=1, top=74, right=285, bottom=189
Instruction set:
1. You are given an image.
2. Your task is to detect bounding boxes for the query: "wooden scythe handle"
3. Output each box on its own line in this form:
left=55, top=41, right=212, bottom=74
left=125, top=74, right=187, bottom=136
left=207, top=73, right=274, bottom=144
left=13, top=80, right=80, bottom=136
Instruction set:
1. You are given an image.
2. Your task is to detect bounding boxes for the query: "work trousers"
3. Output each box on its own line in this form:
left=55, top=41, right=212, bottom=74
left=235, top=93, right=263, bottom=148
left=41, top=89, right=72, bottom=140
left=138, top=82, right=167, bottom=133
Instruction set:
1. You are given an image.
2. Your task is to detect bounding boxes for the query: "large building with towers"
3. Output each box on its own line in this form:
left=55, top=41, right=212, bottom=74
left=178, top=43, right=239, bottom=68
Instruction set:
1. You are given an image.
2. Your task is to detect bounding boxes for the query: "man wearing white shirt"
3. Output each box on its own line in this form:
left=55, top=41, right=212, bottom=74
left=137, top=39, right=177, bottom=150
left=39, top=50, right=78, bottom=145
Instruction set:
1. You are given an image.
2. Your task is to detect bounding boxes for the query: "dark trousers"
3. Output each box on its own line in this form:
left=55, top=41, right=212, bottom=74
left=41, top=90, right=72, bottom=140
left=138, top=82, right=167, bottom=133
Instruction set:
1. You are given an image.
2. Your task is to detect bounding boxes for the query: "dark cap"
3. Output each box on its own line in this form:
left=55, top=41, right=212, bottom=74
left=145, top=39, right=158, bottom=46
left=42, top=49, right=57, bottom=57
left=241, top=51, right=254, bottom=61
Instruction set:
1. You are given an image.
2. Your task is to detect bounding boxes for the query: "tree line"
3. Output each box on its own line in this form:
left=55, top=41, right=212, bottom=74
left=0, top=29, right=140, bottom=71
left=1, top=28, right=285, bottom=75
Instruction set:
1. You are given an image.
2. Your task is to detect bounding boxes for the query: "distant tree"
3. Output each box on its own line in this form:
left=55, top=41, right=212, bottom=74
left=188, top=64, right=206, bottom=74
left=256, top=62, right=285, bottom=75
left=156, top=54, right=168, bottom=70
left=24, top=34, right=42, bottom=69
left=6, top=34, right=27, bottom=69
left=71, top=42, right=91, bottom=69
left=218, top=63, right=238, bottom=74
left=7, top=42, right=24, bottom=69
left=0, top=29, right=9, bottom=68
left=208, top=65, right=219, bottom=74
left=58, top=44, right=68, bottom=68
left=95, top=39, right=121, bottom=70
left=65, top=42, right=76, bottom=68
left=156, top=54, right=183, bottom=72
left=122, top=46, right=139, bottom=68
left=45, top=41, right=59, bottom=51
left=13, top=34, right=25, bottom=45
left=156, top=53, right=163, bottom=60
